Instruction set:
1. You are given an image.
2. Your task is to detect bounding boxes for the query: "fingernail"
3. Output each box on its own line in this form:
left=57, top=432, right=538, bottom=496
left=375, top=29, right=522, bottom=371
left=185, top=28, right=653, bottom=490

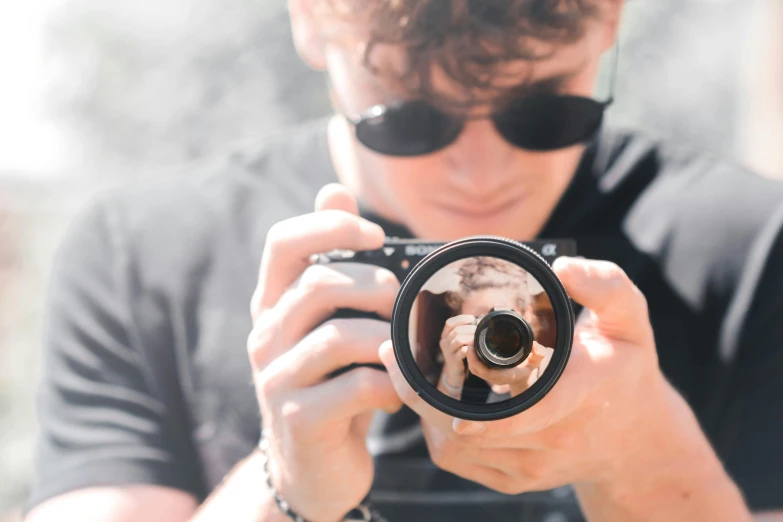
left=378, top=340, right=394, bottom=364
left=453, top=418, right=485, bottom=435
left=553, top=255, right=576, bottom=266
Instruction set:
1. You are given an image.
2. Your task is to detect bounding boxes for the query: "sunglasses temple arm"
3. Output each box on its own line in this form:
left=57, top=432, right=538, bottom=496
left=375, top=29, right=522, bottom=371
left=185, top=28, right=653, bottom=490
left=606, top=39, right=620, bottom=105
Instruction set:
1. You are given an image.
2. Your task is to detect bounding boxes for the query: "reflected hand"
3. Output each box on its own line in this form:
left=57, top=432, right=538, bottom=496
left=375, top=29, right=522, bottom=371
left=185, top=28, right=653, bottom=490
left=466, top=341, right=554, bottom=396
left=437, top=315, right=476, bottom=394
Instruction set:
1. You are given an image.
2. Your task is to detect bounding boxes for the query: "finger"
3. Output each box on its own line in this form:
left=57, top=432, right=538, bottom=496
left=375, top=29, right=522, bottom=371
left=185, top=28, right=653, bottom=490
left=445, top=315, right=477, bottom=327
left=425, top=426, right=516, bottom=489
left=437, top=459, right=512, bottom=493
left=299, top=368, right=403, bottom=424
left=465, top=345, right=534, bottom=386
left=453, top=444, right=561, bottom=491
left=530, top=342, right=554, bottom=376
left=447, top=342, right=472, bottom=357
left=381, top=342, right=534, bottom=443
left=264, top=262, right=399, bottom=355
left=260, top=319, right=390, bottom=391
left=552, top=257, right=653, bottom=345
left=526, top=341, right=547, bottom=365
left=451, top=325, right=477, bottom=336
left=379, top=340, right=454, bottom=434
left=491, top=383, right=511, bottom=394
left=440, top=317, right=468, bottom=339
left=252, top=210, right=385, bottom=317
left=352, top=410, right=375, bottom=439
left=449, top=334, right=474, bottom=353
left=314, top=183, right=359, bottom=214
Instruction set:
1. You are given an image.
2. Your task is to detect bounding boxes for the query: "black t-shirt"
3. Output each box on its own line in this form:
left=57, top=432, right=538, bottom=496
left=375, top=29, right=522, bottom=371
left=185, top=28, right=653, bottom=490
left=27, top=118, right=783, bottom=521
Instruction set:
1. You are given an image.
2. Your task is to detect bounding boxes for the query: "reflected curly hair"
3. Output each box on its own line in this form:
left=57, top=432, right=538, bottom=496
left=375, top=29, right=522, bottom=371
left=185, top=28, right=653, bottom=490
left=444, top=256, right=531, bottom=313
left=315, top=0, right=602, bottom=108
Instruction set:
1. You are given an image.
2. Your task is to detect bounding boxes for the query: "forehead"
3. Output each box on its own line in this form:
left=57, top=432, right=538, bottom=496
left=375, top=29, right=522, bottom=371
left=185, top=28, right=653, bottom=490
left=462, top=287, right=521, bottom=308
left=325, top=27, right=601, bottom=111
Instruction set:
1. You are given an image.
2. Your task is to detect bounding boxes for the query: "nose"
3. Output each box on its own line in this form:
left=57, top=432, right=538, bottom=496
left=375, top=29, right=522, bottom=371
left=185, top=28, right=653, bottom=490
left=442, top=119, right=515, bottom=196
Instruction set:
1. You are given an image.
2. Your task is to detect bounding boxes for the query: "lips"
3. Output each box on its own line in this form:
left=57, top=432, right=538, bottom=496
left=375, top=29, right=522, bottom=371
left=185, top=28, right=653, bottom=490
left=435, top=197, right=520, bottom=219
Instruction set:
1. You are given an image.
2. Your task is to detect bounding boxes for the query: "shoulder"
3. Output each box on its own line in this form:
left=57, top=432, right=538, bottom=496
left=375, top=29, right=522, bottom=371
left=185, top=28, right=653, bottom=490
left=76, top=118, right=336, bottom=286
left=594, top=126, right=783, bottom=309
left=596, top=126, right=783, bottom=232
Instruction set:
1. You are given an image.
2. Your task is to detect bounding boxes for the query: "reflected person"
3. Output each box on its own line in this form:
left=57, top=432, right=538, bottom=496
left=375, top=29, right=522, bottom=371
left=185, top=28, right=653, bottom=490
left=436, top=256, right=553, bottom=399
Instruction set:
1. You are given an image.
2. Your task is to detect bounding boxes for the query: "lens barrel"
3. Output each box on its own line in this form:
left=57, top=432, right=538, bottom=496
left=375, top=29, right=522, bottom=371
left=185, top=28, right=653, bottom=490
left=474, top=310, right=534, bottom=369
left=391, top=236, right=575, bottom=421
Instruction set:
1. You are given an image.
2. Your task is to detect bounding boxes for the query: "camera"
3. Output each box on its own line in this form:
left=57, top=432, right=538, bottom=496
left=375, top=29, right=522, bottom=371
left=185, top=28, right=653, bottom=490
left=473, top=308, right=535, bottom=369
left=316, top=236, right=576, bottom=421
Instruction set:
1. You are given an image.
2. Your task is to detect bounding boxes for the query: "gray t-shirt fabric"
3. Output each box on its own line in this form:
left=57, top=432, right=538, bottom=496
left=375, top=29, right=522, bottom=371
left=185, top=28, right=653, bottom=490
left=27, top=118, right=783, bottom=521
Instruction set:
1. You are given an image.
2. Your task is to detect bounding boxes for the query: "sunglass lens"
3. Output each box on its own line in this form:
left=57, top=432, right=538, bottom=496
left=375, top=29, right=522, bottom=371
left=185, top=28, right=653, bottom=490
left=494, top=95, right=605, bottom=151
left=356, top=100, right=462, bottom=157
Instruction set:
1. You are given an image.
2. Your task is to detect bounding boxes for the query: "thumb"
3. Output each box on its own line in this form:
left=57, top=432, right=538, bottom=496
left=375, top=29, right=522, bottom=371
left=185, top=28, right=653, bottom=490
left=552, top=257, right=652, bottom=345
left=315, top=183, right=359, bottom=214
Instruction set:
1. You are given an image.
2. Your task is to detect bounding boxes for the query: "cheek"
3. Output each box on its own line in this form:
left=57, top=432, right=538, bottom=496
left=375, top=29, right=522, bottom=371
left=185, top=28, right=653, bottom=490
left=364, top=153, right=445, bottom=204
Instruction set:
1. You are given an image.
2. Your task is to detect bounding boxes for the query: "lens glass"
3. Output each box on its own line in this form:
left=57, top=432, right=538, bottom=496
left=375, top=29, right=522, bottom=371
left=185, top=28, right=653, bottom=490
left=486, top=317, right=522, bottom=358
left=406, top=254, right=558, bottom=406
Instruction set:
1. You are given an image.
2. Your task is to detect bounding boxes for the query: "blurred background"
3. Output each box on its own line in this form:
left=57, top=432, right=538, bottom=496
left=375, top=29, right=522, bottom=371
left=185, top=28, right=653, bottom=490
left=1, top=0, right=781, bottom=520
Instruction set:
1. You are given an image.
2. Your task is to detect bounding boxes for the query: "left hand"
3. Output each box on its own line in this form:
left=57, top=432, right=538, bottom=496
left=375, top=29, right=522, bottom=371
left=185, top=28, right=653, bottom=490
left=379, top=257, right=744, bottom=517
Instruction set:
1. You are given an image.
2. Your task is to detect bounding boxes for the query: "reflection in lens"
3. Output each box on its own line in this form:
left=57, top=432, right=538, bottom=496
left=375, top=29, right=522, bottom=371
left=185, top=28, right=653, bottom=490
left=409, top=255, right=558, bottom=406
left=474, top=310, right=534, bottom=369
left=487, top=317, right=521, bottom=358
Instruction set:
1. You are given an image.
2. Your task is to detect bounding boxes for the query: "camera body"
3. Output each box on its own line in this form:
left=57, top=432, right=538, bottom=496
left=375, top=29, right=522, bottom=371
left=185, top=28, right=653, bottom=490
left=317, top=237, right=576, bottom=381
left=316, top=237, right=576, bottom=285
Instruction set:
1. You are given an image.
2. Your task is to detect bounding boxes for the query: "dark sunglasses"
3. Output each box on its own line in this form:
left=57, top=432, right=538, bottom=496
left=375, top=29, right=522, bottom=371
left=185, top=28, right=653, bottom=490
left=338, top=45, right=619, bottom=157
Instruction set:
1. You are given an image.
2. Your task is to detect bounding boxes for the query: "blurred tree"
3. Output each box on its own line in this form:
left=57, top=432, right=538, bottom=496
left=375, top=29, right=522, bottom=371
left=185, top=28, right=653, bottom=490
left=46, top=0, right=330, bottom=177
left=45, top=0, right=760, bottom=179
left=607, top=0, right=751, bottom=159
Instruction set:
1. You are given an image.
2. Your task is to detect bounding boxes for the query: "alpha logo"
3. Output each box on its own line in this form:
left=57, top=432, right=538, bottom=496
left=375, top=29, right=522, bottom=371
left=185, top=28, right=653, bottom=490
left=541, top=243, right=557, bottom=257
left=405, top=244, right=440, bottom=257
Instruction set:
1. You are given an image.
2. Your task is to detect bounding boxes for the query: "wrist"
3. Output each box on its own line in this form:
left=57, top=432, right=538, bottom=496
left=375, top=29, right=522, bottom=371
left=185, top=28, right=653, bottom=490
left=575, top=377, right=750, bottom=521
left=259, top=439, right=332, bottom=522
left=258, top=435, right=383, bottom=522
left=253, top=451, right=297, bottom=522
left=191, top=450, right=292, bottom=522
left=442, top=364, right=464, bottom=385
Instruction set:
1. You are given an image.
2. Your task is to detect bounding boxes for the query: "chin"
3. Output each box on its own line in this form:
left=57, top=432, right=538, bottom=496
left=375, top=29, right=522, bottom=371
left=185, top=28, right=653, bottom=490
left=413, top=211, right=531, bottom=242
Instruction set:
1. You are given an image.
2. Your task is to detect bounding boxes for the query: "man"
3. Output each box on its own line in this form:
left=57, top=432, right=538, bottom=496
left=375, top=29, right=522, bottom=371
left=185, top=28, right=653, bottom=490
left=24, top=1, right=783, bottom=521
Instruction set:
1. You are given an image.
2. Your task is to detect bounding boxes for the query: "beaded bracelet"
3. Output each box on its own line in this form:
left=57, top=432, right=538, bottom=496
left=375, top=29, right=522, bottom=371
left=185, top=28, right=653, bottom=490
left=257, top=434, right=386, bottom=522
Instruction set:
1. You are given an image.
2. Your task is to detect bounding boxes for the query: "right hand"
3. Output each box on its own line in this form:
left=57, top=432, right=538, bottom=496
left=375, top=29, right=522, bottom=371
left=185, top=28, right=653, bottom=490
left=438, top=315, right=477, bottom=392
left=247, top=184, right=403, bottom=522
left=466, top=340, right=555, bottom=396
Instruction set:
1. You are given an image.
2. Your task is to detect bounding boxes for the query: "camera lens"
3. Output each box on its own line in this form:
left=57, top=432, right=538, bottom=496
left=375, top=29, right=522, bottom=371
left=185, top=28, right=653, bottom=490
left=391, top=236, right=575, bottom=421
left=475, top=310, right=534, bottom=368
left=486, top=317, right=521, bottom=358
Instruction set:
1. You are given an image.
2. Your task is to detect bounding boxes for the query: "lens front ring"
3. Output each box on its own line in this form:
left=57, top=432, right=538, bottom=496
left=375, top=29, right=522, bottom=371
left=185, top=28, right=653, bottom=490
left=390, top=235, right=575, bottom=421
left=474, top=310, right=534, bottom=369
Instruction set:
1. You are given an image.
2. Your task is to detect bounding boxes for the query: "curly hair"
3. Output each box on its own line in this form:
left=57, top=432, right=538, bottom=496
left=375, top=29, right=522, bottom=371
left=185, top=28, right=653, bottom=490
left=314, top=0, right=602, bottom=109
left=444, top=256, right=532, bottom=313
